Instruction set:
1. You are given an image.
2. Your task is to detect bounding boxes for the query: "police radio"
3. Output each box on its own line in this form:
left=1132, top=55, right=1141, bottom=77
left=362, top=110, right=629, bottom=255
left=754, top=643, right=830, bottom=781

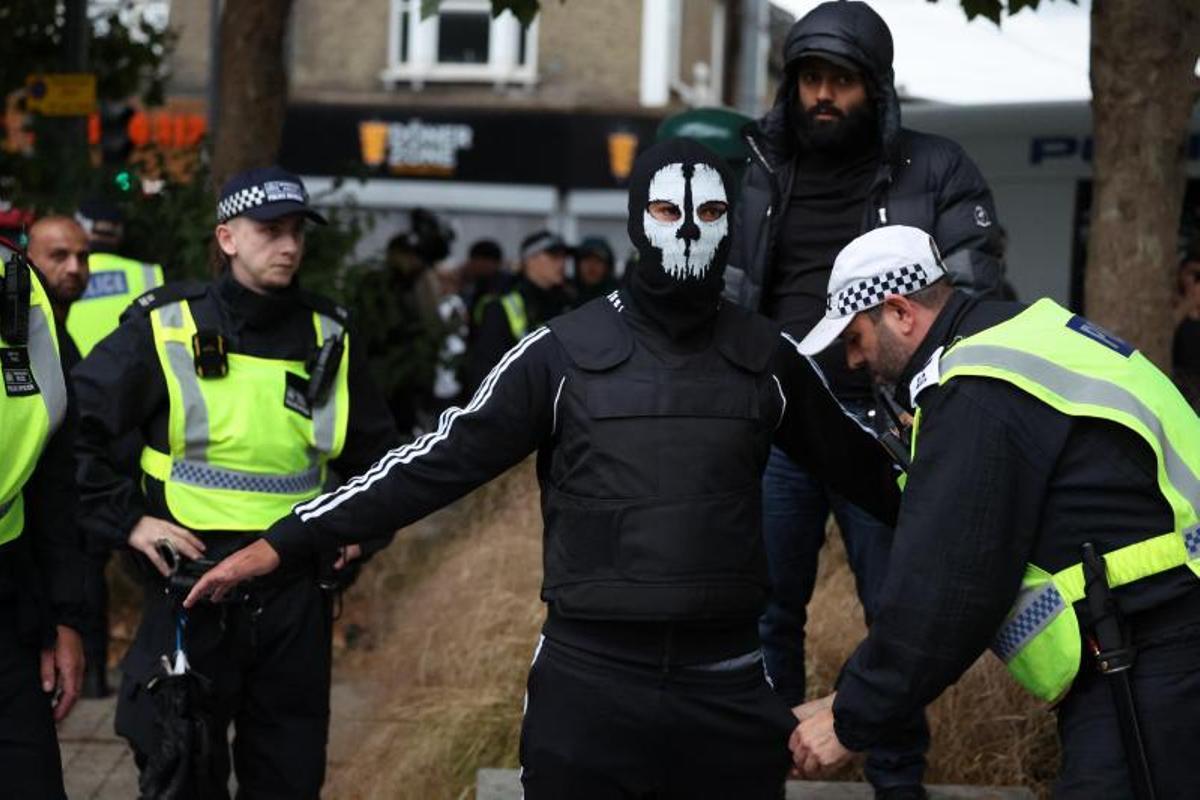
left=305, top=334, right=344, bottom=407
left=0, top=239, right=31, bottom=345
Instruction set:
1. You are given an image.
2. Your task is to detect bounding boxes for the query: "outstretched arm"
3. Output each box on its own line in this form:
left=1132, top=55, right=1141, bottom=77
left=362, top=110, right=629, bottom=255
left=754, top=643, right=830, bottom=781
left=185, top=327, right=566, bottom=605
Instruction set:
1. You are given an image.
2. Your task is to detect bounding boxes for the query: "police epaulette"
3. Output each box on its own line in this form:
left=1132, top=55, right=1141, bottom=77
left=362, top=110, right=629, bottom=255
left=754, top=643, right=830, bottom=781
left=123, top=280, right=209, bottom=319
left=297, top=290, right=351, bottom=325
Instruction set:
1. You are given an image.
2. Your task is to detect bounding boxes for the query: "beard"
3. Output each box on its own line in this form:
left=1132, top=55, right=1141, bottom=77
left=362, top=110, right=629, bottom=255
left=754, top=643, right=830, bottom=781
left=48, top=277, right=86, bottom=307
left=873, top=318, right=913, bottom=386
left=794, top=99, right=878, bottom=156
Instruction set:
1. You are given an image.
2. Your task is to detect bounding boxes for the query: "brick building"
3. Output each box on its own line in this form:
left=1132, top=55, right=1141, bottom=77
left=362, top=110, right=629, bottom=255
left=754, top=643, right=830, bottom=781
left=167, top=0, right=790, bottom=264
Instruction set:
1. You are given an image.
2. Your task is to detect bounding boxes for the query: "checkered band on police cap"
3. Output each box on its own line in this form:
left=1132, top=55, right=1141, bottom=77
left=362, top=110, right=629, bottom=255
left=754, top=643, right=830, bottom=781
left=216, top=185, right=270, bottom=223
left=215, top=166, right=326, bottom=225
left=828, top=262, right=935, bottom=316
left=794, top=225, right=948, bottom=356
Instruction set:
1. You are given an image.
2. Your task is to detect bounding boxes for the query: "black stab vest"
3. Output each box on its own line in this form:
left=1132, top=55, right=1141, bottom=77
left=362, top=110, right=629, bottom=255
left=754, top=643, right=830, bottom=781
left=541, top=297, right=783, bottom=622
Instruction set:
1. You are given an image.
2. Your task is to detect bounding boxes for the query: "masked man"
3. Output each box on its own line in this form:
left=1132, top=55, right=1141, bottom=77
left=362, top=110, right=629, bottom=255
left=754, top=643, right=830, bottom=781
left=186, top=140, right=899, bottom=800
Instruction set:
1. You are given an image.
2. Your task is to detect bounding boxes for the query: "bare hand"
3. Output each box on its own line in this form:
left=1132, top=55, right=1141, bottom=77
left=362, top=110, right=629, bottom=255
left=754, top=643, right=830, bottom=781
left=128, top=515, right=206, bottom=576
left=40, top=625, right=84, bottom=722
left=788, top=693, right=836, bottom=776
left=183, top=539, right=281, bottom=608
left=792, top=692, right=836, bottom=724
left=790, top=706, right=855, bottom=778
left=332, top=544, right=362, bottom=571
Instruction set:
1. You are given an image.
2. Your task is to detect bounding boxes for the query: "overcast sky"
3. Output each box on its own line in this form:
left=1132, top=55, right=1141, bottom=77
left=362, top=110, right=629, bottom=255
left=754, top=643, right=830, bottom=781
left=773, top=0, right=1092, bottom=105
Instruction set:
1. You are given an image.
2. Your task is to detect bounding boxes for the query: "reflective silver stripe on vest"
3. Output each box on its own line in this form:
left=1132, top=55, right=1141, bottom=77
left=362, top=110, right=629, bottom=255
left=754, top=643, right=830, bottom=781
left=991, top=580, right=1066, bottom=663
left=312, top=314, right=344, bottom=455
left=941, top=344, right=1200, bottom=509
left=165, top=340, right=210, bottom=461
left=157, top=302, right=210, bottom=460
left=28, top=305, right=67, bottom=432
left=170, top=460, right=323, bottom=495
left=141, top=263, right=161, bottom=291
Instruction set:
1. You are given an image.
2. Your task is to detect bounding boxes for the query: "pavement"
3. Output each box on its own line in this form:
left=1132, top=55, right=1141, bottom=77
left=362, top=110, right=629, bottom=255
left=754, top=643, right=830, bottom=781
left=476, top=769, right=1037, bottom=800
left=58, top=674, right=373, bottom=799
left=60, top=688, right=1037, bottom=800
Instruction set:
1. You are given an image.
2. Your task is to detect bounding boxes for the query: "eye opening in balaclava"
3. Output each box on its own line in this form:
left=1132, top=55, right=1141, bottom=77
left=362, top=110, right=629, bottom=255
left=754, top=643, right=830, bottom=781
left=625, top=138, right=734, bottom=340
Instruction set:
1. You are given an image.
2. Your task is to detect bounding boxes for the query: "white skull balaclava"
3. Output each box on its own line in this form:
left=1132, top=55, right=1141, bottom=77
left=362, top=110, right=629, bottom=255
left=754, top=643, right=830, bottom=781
left=643, top=162, right=729, bottom=280
left=625, top=138, right=733, bottom=339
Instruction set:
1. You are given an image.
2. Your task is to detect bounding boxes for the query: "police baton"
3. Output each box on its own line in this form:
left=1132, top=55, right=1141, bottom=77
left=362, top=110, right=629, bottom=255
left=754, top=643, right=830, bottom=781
left=1080, top=542, right=1157, bottom=800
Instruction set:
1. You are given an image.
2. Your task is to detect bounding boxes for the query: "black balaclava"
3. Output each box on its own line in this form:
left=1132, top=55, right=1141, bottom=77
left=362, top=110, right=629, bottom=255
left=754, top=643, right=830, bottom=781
left=624, top=138, right=733, bottom=340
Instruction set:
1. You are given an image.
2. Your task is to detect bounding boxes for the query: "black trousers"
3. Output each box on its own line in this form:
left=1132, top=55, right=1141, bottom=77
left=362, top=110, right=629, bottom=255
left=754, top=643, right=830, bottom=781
left=116, top=576, right=333, bottom=800
left=82, top=547, right=112, bottom=678
left=519, top=636, right=795, bottom=800
left=1055, top=625, right=1200, bottom=799
left=0, top=606, right=66, bottom=800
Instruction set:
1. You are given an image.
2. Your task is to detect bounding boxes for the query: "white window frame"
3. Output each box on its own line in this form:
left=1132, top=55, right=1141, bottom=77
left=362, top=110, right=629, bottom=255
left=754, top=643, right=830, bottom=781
left=382, top=0, right=539, bottom=88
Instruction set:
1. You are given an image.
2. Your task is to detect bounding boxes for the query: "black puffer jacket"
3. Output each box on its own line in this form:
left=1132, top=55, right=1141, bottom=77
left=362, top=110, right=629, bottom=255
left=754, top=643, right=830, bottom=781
left=724, top=0, right=1004, bottom=313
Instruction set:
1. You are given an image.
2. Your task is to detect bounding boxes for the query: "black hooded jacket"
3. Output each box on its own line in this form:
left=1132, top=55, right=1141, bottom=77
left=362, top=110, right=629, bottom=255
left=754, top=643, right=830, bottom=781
left=725, top=2, right=1004, bottom=337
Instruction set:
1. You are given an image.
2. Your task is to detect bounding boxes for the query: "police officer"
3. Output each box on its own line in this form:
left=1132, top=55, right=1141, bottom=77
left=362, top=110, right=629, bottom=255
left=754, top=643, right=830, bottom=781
left=0, top=237, right=86, bottom=798
left=26, top=216, right=91, bottom=353
left=73, top=166, right=398, bottom=797
left=789, top=226, right=1200, bottom=798
left=186, top=140, right=899, bottom=799
left=26, top=214, right=115, bottom=697
left=69, top=198, right=164, bottom=358
left=460, top=229, right=569, bottom=397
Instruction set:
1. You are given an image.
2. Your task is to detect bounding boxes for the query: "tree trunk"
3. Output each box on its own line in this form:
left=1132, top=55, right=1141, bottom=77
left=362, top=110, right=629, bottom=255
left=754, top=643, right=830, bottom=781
left=1086, top=0, right=1200, bottom=368
left=210, top=0, right=296, bottom=189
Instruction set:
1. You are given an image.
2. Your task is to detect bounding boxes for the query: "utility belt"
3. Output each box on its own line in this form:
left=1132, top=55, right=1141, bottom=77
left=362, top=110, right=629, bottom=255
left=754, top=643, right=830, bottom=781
left=148, top=537, right=339, bottom=606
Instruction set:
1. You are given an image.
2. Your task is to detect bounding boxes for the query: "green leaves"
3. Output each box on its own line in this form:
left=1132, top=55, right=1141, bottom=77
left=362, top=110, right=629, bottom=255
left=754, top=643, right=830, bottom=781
left=931, top=0, right=1077, bottom=26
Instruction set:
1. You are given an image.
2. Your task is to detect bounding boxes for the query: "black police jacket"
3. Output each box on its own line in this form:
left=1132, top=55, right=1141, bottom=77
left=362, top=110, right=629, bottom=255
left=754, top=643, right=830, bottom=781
left=723, top=1, right=1004, bottom=314
left=831, top=291, right=1200, bottom=752
left=72, top=271, right=400, bottom=559
left=262, top=292, right=899, bottom=643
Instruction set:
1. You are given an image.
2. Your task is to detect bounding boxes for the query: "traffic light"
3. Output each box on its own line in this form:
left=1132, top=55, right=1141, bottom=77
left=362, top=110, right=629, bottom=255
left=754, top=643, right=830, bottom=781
left=99, top=100, right=134, bottom=165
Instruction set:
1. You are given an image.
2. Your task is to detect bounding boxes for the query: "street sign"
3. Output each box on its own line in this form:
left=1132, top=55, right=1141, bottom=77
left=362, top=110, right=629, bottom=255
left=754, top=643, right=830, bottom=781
left=25, top=73, right=97, bottom=116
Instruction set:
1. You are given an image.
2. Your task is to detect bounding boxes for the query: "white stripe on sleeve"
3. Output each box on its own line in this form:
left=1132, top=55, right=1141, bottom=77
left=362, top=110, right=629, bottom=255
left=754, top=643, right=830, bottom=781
left=294, top=326, right=552, bottom=522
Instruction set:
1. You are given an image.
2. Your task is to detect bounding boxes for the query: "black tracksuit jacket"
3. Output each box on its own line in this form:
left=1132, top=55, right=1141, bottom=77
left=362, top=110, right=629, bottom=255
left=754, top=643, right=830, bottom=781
left=832, top=291, right=1200, bottom=751
left=262, top=294, right=900, bottom=650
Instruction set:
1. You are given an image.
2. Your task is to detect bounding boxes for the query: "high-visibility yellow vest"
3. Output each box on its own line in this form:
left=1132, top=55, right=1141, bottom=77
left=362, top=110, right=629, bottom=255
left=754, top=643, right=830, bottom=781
left=474, top=290, right=528, bottom=342
left=67, top=252, right=164, bottom=357
left=138, top=297, right=351, bottom=531
left=0, top=257, right=68, bottom=546
left=907, top=298, right=1200, bottom=702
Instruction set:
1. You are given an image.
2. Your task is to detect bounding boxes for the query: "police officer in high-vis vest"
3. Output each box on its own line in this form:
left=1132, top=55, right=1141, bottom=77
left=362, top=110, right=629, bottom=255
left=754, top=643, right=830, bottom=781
left=0, top=237, right=87, bottom=798
left=460, top=229, right=569, bottom=398
left=68, top=198, right=164, bottom=358
left=66, top=252, right=163, bottom=358
left=789, top=225, right=1200, bottom=798
left=183, top=140, right=901, bottom=800
left=73, top=167, right=398, bottom=797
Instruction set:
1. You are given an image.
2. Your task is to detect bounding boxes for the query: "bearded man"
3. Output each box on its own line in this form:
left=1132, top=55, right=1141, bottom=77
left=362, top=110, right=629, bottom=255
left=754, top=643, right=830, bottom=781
left=725, top=3, right=1006, bottom=795
left=184, top=139, right=900, bottom=800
